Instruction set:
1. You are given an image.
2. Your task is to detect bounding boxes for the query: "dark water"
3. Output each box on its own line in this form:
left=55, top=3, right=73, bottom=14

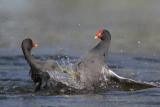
left=0, top=53, right=160, bottom=107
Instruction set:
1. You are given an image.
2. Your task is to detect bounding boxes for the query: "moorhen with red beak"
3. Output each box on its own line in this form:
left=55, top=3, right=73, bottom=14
left=72, top=29, right=159, bottom=91
left=21, top=38, right=63, bottom=92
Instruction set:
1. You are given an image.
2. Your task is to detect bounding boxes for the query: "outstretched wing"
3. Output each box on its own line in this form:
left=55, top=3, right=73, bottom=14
left=107, top=69, right=159, bottom=91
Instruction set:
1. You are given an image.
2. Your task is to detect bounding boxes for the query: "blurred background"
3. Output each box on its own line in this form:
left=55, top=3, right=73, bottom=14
left=0, top=0, right=160, bottom=56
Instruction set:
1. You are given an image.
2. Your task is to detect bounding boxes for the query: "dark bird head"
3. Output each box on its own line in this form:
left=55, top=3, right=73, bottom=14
left=95, top=29, right=111, bottom=41
left=21, top=38, right=37, bottom=51
left=91, top=29, right=111, bottom=58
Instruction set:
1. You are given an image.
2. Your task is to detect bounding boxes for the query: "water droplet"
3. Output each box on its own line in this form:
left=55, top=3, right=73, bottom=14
left=153, top=53, right=156, bottom=56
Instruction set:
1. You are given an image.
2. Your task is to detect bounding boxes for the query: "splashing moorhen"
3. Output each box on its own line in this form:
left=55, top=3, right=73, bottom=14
left=21, top=38, right=62, bottom=92
left=71, top=29, right=159, bottom=91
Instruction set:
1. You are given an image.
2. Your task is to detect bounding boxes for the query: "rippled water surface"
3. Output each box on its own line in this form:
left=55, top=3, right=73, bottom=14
left=0, top=53, right=160, bottom=107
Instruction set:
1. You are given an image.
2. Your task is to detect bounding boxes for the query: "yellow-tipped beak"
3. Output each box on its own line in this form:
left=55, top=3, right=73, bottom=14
left=33, top=43, right=38, bottom=47
left=34, top=44, right=38, bottom=47
left=95, top=36, right=98, bottom=39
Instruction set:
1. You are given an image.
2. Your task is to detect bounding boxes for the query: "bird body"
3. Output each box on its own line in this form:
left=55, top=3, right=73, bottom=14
left=70, top=29, right=159, bottom=92
left=21, top=39, right=62, bottom=92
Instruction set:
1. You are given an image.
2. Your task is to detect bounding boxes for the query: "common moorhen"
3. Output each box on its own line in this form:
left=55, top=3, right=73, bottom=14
left=21, top=38, right=63, bottom=92
left=72, top=29, right=159, bottom=91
